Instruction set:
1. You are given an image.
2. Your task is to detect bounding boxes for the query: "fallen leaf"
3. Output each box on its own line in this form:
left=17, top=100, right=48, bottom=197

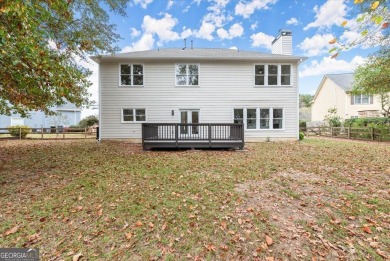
left=265, top=235, right=273, bottom=246
left=73, top=253, right=82, bottom=261
left=149, top=222, right=154, bottom=228
left=363, top=226, right=372, bottom=234
left=4, top=225, right=20, bottom=236
left=161, top=222, right=167, bottom=231
left=238, top=218, right=243, bottom=225
left=39, top=217, right=46, bottom=222
left=75, top=206, right=83, bottom=211
left=220, top=221, right=227, bottom=230
left=125, top=232, right=132, bottom=240
left=266, top=257, right=274, bottom=261
left=206, top=244, right=216, bottom=252
left=97, top=209, right=103, bottom=216
left=135, top=221, right=142, bottom=227
left=376, top=249, right=388, bottom=259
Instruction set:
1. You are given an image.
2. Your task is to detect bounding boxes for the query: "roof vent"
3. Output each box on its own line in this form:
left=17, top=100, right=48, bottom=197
left=182, top=38, right=186, bottom=50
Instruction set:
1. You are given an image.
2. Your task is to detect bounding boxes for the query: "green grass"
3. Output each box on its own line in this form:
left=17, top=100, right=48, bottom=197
left=0, top=138, right=389, bottom=260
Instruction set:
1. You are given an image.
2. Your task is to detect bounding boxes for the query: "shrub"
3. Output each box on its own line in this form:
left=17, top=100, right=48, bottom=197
left=299, top=120, right=307, bottom=128
left=299, top=131, right=305, bottom=140
left=7, top=125, right=31, bottom=138
left=344, top=117, right=390, bottom=127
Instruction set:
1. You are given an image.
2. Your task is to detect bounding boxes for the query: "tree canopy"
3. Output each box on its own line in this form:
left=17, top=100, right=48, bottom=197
left=0, top=0, right=128, bottom=117
left=329, top=0, right=389, bottom=58
left=78, top=115, right=99, bottom=128
left=352, top=47, right=390, bottom=117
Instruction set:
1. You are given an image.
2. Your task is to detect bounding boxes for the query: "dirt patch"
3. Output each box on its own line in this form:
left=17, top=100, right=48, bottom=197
left=235, top=170, right=359, bottom=260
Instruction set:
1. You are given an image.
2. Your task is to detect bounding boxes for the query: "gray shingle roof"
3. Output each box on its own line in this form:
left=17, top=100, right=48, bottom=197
left=91, top=48, right=306, bottom=62
left=326, top=73, right=354, bottom=91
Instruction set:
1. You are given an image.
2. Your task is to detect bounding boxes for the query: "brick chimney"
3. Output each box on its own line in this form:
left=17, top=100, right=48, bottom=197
left=271, top=29, right=292, bottom=55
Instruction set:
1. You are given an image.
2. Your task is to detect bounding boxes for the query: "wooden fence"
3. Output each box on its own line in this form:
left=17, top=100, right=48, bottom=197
left=0, top=127, right=97, bottom=140
left=301, top=126, right=390, bottom=142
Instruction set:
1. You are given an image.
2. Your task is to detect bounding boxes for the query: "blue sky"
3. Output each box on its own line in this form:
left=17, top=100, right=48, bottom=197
left=83, top=0, right=381, bottom=116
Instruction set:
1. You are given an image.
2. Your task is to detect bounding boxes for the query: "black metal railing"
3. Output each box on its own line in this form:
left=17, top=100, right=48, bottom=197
left=142, top=123, right=244, bottom=149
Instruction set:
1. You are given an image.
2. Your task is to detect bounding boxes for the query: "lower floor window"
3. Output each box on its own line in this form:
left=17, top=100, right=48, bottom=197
left=122, top=108, right=146, bottom=122
left=233, top=107, right=283, bottom=130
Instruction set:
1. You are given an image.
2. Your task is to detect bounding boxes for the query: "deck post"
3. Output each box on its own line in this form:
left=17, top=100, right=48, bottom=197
left=175, top=124, right=178, bottom=148
left=41, top=127, right=44, bottom=139
left=241, top=123, right=244, bottom=149
left=208, top=124, right=212, bottom=147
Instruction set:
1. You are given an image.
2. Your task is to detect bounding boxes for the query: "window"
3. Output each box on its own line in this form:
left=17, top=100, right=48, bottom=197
left=234, top=109, right=244, bottom=124
left=176, top=64, right=199, bottom=86
left=233, top=108, right=283, bottom=130
left=255, top=64, right=291, bottom=86
left=11, top=117, right=24, bottom=126
left=120, top=64, right=143, bottom=86
left=122, top=109, right=146, bottom=122
left=246, top=109, right=257, bottom=129
left=351, top=94, right=373, bottom=105
left=260, top=109, right=270, bottom=129
left=273, top=109, right=283, bottom=129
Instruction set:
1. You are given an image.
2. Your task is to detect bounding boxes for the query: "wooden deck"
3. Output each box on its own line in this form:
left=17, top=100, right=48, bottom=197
left=142, top=123, right=244, bottom=150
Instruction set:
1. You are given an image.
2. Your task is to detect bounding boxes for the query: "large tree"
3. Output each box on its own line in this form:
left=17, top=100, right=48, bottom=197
left=352, top=47, right=390, bottom=117
left=329, top=0, right=389, bottom=58
left=0, top=0, right=128, bottom=117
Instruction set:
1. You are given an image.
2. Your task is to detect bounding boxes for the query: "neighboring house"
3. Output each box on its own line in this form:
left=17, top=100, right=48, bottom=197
left=0, top=102, right=81, bottom=129
left=92, top=30, right=306, bottom=142
left=311, top=73, right=384, bottom=122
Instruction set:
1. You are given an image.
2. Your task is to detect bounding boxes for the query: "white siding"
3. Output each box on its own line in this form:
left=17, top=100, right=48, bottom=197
left=100, top=61, right=299, bottom=140
left=271, top=36, right=292, bottom=55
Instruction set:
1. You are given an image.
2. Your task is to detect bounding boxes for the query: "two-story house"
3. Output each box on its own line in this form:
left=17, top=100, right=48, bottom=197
left=92, top=30, right=306, bottom=144
left=311, top=73, right=384, bottom=122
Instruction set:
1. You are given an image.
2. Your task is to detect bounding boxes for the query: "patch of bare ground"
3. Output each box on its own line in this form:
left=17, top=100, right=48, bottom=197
left=235, top=169, right=389, bottom=260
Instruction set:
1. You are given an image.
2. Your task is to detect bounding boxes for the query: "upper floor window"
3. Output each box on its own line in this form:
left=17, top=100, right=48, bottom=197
left=255, top=64, right=291, bottom=86
left=176, top=64, right=199, bottom=86
left=351, top=94, right=373, bottom=105
left=120, top=64, right=143, bottom=86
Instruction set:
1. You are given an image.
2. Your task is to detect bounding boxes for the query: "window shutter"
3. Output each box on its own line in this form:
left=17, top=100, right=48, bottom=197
left=351, top=95, right=354, bottom=105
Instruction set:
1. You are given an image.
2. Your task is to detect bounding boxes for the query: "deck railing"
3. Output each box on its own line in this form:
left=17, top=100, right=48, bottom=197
left=142, top=123, right=244, bottom=149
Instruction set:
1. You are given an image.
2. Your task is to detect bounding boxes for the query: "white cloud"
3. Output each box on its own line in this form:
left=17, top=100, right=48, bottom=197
left=167, top=0, right=174, bottom=9
left=235, top=0, right=278, bottom=18
left=180, top=27, right=194, bottom=39
left=229, top=46, right=238, bottom=50
left=133, top=0, right=154, bottom=9
left=286, top=17, right=299, bottom=25
left=130, top=28, right=141, bottom=38
left=297, top=34, right=334, bottom=56
left=217, top=23, right=244, bottom=39
left=250, top=32, right=274, bottom=50
left=142, top=13, right=180, bottom=44
left=300, top=56, right=365, bottom=77
left=122, top=33, right=155, bottom=52
left=250, top=22, right=258, bottom=30
left=195, top=21, right=216, bottom=40
left=304, top=0, right=348, bottom=30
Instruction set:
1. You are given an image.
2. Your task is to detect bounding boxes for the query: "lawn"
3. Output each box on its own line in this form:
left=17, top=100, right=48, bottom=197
left=0, top=138, right=389, bottom=260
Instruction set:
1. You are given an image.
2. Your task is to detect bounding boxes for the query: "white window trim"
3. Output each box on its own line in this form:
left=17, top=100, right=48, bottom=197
left=175, top=63, right=200, bottom=87
left=352, top=94, right=373, bottom=105
left=233, top=107, right=285, bottom=130
left=118, top=63, right=144, bottom=87
left=121, top=108, right=147, bottom=123
left=254, top=63, right=292, bottom=87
